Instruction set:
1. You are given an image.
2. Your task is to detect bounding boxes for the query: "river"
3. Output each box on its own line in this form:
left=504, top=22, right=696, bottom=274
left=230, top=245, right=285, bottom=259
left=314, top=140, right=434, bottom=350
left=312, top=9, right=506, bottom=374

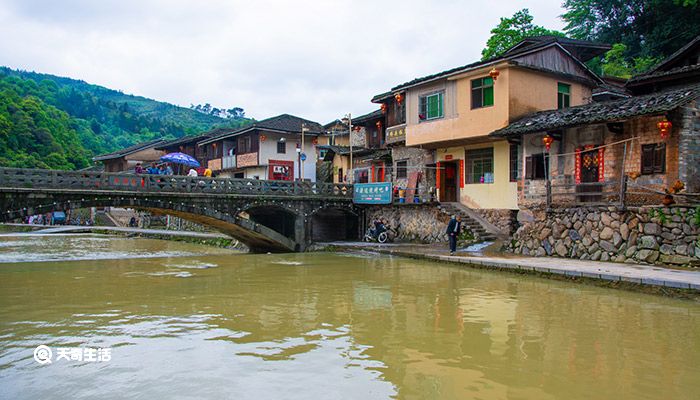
left=0, top=234, right=698, bottom=399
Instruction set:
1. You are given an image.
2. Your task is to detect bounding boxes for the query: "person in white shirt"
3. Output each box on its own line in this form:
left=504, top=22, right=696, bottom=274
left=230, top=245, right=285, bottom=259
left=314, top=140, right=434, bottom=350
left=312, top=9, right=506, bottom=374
left=188, top=168, right=198, bottom=177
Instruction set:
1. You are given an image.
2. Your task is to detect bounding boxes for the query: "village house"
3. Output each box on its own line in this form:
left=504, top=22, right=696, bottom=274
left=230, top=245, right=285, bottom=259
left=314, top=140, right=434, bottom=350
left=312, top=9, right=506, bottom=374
left=155, top=127, right=236, bottom=173
left=197, top=114, right=322, bottom=181
left=490, top=35, right=700, bottom=209
left=92, top=138, right=166, bottom=172
left=371, top=91, right=434, bottom=202
left=371, top=36, right=610, bottom=210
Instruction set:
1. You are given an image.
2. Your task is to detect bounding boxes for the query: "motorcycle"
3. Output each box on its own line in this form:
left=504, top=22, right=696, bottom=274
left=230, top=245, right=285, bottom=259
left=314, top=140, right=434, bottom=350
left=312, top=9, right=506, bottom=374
left=364, top=223, right=389, bottom=243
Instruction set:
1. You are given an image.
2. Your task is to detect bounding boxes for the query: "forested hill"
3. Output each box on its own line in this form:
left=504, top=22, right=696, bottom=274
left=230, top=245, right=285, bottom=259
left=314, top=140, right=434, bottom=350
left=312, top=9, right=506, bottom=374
left=0, top=67, right=250, bottom=169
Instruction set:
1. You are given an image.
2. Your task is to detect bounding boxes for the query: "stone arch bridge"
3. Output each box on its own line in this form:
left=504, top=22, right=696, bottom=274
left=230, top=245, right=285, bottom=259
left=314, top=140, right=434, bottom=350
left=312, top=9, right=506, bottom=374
left=0, top=168, right=359, bottom=253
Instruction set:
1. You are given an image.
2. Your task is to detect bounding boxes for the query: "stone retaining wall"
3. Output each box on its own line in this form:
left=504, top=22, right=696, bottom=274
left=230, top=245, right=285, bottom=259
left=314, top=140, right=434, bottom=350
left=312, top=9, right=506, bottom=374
left=364, top=204, right=472, bottom=243
left=507, top=205, right=700, bottom=266
left=471, top=208, right=518, bottom=235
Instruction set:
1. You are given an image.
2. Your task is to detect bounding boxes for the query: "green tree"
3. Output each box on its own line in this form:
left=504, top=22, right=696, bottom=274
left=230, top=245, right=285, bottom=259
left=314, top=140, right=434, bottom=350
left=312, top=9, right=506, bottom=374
left=562, top=0, right=700, bottom=72
left=481, top=9, right=564, bottom=60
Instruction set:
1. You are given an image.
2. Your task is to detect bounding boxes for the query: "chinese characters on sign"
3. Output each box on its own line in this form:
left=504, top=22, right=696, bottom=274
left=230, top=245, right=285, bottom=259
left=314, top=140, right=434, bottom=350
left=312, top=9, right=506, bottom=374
left=34, top=345, right=112, bottom=365
left=353, top=182, right=393, bottom=204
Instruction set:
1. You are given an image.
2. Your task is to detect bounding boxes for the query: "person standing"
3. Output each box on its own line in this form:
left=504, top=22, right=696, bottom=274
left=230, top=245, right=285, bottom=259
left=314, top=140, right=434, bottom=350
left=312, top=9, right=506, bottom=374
left=188, top=167, right=198, bottom=177
left=135, top=163, right=144, bottom=174
left=446, top=215, right=462, bottom=255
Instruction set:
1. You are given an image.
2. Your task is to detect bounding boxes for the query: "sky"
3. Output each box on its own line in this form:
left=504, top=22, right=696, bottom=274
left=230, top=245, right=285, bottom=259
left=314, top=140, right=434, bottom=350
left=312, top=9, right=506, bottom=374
left=0, top=0, right=568, bottom=123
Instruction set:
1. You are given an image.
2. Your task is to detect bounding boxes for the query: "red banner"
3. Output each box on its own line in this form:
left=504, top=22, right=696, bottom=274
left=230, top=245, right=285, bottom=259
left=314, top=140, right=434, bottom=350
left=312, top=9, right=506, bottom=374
left=436, top=162, right=441, bottom=189
left=575, top=148, right=581, bottom=184
left=598, top=148, right=605, bottom=182
left=459, top=159, right=464, bottom=188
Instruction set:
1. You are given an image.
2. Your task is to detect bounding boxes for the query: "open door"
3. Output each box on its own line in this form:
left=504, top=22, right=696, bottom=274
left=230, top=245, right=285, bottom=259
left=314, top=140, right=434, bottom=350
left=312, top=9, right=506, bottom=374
left=439, top=161, right=458, bottom=202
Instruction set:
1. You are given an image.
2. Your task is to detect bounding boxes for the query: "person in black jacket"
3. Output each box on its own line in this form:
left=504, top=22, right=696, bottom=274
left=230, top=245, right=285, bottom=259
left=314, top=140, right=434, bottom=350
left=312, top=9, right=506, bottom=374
left=446, top=215, right=462, bottom=255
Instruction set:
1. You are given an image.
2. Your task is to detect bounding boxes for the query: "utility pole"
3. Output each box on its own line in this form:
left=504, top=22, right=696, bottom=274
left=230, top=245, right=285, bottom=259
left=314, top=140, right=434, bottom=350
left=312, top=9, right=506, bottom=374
left=345, top=113, right=353, bottom=183
left=301, top=123, right=307, bottom=181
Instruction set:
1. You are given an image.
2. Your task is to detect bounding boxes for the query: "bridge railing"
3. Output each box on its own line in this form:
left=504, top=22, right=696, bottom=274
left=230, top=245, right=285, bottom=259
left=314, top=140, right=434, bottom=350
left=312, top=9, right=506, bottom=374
left=0, top=168, right=354, bottom=199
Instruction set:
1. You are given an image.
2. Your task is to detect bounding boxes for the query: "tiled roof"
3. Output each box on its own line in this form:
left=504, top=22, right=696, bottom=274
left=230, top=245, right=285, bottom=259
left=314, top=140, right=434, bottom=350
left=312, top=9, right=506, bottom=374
left=490, top=84, right=700, bottom=137
left=93, top=138, right=165, bottom=161
left=383, top=37, right=605, bottom=94
left=352, top=109, right=383, bottom=124
left=155, top=127, right=236, bottom=149
left=627, top=64, right=700, bottom=85
left=199, top=114, right=324, bottom=145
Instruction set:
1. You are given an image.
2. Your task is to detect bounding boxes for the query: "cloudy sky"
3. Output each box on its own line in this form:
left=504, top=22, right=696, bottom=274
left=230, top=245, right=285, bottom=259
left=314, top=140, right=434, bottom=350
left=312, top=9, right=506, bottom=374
left=0, top=0, right=567, bottom=123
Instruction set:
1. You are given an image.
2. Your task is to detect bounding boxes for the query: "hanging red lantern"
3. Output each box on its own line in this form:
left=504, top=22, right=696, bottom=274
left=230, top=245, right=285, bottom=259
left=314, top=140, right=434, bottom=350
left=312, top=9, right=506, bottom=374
left=260, top=134, right=267, bottom=142
left=380, top=103, right=387, bottom=114
left=489, top=67, right=500, bottom=81
left=376, top=121, right=382, bottom=130
left=657, top=118, right=672, bottom=139
left=312, top=137, right=318, bottom=145
left=542, top=134, right=554, bottom=152
left=394, top=93, right=403, bottom=104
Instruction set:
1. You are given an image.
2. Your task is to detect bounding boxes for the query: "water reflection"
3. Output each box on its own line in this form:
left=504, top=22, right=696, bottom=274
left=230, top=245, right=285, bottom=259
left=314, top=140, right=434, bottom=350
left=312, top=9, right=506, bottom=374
left=0, top=236, right=698, bottom=399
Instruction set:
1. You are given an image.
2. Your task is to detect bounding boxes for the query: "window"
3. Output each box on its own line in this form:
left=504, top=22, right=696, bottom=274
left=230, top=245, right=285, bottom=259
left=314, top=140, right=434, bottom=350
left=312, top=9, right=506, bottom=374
left=337, top=167, right=343, bottom=182
left=641, top=143, right=666, bottom=174
left=277, top=140, right=286, bottom=154
left=396, top=160, right=408, bottom=179
left=319, top=149, right=328, bottom=159
left=509, top=143, right=520, bottom=182
left=237, top=136, right=251, bottom=153
left=471, top=77, right=494, bottom=109
left=418, top=92, right=444, bottom=121
left=466, top=148, right=494, bottom=184
left=558, top=83, right=571, bottom=109
left=525, top=153, right=547, bottom=180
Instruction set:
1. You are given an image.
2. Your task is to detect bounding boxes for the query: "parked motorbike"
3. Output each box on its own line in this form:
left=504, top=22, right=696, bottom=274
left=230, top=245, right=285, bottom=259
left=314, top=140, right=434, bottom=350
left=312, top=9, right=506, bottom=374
left=364, top=222, right=389, bottom=244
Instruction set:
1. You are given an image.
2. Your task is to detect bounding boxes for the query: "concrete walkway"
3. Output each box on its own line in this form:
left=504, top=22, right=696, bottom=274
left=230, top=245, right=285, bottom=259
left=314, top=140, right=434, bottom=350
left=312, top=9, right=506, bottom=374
left=0, top=223, right=230, bottom=239
left=328, top=242, right=700, bottom=292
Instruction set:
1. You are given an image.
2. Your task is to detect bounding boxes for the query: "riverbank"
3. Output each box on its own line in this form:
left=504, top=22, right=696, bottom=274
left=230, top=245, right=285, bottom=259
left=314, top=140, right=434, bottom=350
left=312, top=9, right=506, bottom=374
left=0, top=223, right=242, bottom=249
left=324, top=242, right=700, bottom=299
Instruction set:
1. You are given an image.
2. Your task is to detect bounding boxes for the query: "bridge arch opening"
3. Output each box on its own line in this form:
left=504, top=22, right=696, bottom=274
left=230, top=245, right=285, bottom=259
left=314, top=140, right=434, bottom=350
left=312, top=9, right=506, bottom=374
left=246, top=206, right=298, bottom=240
left=311, top=207, right=358, bottom=242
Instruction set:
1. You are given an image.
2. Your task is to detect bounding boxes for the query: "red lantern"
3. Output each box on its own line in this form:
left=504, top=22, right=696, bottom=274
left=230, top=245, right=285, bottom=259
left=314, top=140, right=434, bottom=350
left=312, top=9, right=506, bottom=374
left=376, top=121, right=382, bottom=130
left=657, top=118, right=672, bottom=139
left=312, top=137, right=318, bottom=145
left=380, top=103, right=387, bottom=114
left=489, top=67, right=500, bottom=81
left=542, top=134, right=554, bottom=152
left=394, top=93, right=403, bottom=104
left=260, top=134, right=267, bottom=142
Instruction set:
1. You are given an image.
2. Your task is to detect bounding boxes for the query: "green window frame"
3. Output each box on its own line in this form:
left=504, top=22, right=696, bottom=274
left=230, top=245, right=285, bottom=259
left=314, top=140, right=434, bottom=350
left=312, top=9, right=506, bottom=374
left=418, top=92, right=444, bottom=121
left=558, top=83, right=571, bottom=109
left=471, top=77, right=494, bottom=109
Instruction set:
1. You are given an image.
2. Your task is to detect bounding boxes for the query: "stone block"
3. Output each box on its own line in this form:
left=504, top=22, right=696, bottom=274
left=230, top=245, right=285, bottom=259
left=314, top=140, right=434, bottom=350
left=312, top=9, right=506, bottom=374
left=644, top=223, right=661, bottom=235
left=600, top=226, right=614, bottom=240
left=638, top=235, right=659, bottom=250
left=636, top=249, right=660, bottom=263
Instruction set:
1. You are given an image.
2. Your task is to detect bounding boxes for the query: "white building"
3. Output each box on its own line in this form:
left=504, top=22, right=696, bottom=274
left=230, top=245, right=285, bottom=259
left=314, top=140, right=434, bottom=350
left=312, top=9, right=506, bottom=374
left=198, top=114, right=322, bottom=181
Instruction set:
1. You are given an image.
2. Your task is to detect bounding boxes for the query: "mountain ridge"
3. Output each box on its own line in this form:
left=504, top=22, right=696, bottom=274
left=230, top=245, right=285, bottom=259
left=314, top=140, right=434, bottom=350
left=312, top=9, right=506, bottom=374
left=0, top=66, right=250, bottom=169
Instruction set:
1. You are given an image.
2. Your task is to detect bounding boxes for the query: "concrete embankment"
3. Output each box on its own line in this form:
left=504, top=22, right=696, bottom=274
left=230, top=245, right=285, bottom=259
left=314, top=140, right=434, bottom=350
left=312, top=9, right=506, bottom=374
left=324, top=242, right=700, bottom=299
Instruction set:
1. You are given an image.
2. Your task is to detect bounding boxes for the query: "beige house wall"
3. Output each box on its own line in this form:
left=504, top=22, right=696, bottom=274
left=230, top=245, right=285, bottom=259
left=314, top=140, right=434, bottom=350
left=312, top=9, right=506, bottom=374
left=406, top=66, right=593, bottom=148
left=508, top=68, right=592, bottom=120
left=435, top=140, right=518, bottom=209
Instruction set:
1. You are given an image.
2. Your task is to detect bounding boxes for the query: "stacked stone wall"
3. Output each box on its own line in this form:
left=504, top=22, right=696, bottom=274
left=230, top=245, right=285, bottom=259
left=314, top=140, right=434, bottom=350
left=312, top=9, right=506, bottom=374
left=471, top=208, right=518, bottom=235
left=365, top=204, right=473, bottom=243
left=507, top=205, right=700, bottom=266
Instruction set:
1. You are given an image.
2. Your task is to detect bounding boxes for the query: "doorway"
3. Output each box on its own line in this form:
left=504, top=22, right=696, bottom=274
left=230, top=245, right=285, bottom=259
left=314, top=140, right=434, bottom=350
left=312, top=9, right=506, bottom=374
left=439, top=161, right=459, bottom=202
left=576, top=146, right=603, bottom=203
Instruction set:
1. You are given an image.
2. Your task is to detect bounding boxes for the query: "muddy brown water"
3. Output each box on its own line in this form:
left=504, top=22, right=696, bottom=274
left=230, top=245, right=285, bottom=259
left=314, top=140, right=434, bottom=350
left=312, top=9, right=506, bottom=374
left=0, top=234, right=698, bottom=399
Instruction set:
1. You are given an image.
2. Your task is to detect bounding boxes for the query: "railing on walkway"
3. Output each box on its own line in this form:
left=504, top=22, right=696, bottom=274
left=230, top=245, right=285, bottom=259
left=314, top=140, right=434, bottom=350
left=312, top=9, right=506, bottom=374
left=543, top=177, right=627, bottom=208
left=0, top=167, right=353, bottom=199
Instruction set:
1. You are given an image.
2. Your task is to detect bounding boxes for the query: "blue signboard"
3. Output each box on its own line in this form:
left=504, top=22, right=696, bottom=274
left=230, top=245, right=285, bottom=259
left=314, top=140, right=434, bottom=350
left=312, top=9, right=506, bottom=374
left=353, top=182, right=393, bottom=204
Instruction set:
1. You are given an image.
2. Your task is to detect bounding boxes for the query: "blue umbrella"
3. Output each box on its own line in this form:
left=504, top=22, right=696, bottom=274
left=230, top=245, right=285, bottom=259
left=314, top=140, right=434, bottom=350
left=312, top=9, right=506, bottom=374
left=160, top=152, right=200, bottom=167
